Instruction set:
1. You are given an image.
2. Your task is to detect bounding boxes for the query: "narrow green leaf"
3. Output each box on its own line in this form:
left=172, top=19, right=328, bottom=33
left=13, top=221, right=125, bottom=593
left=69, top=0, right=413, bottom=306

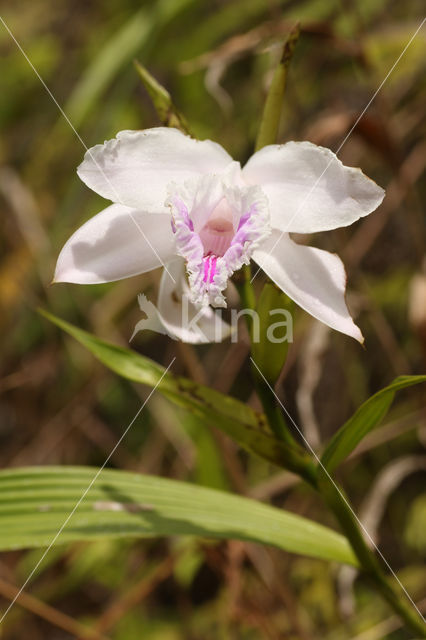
left=134, top=59, right=190, bottom=133
left=39, top=309, right=309, bottom=474
left=63, top=0, right=197, bottom=130
left=255, top=22, right=300, bottom=151
left=321, top=375, right=426, bottom=473
left=0, top=466, right=358, bottom=566
left=64, top=9, right=152, bottom=129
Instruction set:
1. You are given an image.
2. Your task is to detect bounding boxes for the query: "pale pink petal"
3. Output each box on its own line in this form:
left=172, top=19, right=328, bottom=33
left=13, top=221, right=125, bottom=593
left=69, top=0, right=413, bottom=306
left=253, top=231, right=363, bottom=341
left=77, top=128, right=234, bottom=211
left=54, top=203, right=175, bottom=284
left=243, top=141, right=384, bottom=233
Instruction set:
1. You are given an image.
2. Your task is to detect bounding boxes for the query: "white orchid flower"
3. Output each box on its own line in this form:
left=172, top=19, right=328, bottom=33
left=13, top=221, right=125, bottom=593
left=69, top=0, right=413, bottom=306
left=54, top=127, right=384, bottom=343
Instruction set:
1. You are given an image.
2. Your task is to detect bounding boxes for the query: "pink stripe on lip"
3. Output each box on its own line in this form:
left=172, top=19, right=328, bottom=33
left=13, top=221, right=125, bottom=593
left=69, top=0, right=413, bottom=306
left=209, top=256, right=217, bottom=282
left=203, top=255, right=217, bottom=283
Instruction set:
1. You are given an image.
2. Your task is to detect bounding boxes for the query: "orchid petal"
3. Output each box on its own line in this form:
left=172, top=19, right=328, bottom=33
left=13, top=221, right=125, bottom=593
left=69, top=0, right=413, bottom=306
left=54, top=203, right=175, bottom=284
left=77, top=128, right=234, bottom=211
left=157, top=259, right=233, bottom=343
left=253, top=231, right=363, bottom=341
left=243, top=141, right=385, bottom=233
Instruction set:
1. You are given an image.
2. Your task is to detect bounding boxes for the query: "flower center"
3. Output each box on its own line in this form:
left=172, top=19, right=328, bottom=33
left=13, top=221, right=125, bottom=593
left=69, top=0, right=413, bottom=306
left=166, top=175, right=270, bottom=307
left=198, top=199, right=234, bottom=282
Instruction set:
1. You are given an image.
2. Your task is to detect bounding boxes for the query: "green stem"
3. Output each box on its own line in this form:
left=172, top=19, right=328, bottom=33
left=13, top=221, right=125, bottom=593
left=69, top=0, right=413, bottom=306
left=234, top=265, right=314, bottom=478
left=318, top=470, right=426, bottom=637
left=254, top=374, right=318, bottom=486
left=369, top=569, right=426, bottom=637
left=253, top=375, right=296, bottom=446
left=251, top=335, right=424, bottom=633
left=233, top=263, right=256, bottom=338
left=249, top=315, right=425, bottom=634
left=261, top=400, right=426, bottom=635
left=255, top=23, right=300, bottom=152
left=234, top=264, right=256, bottom=335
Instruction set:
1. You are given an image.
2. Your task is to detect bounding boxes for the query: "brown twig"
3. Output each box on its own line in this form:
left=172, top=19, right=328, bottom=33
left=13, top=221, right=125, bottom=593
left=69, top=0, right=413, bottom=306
left=0, top=575, right=110, bottom=640
left=90, top=555, right=176, bottom=635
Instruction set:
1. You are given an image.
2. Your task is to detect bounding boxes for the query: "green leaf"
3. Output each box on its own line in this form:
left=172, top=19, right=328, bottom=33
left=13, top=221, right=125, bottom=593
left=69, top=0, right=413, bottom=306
left=134, top=60, right=190, bottom=133
left=321, top=375, right=426, bottom=473
left=255, top=22, right=300, bottom=151
left=64, top=9, right=152, bottom=129
left=39, top=309, right=309, bottom=473
left=0, top=466, right=358, bottom=566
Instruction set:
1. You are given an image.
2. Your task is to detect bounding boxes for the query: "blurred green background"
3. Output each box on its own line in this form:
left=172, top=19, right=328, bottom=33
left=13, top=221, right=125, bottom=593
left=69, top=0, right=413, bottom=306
left=0, top=0, right=425, bottom=638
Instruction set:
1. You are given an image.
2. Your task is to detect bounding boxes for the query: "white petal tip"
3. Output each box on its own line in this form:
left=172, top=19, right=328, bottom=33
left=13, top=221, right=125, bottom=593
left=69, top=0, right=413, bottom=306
left=345, top=320, right=364, bottom=344
left=52, top=268, right=73, bottom=285
left=52, top=266, right=92, bottom=285
left=52, top=269, right=63, bottom=284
